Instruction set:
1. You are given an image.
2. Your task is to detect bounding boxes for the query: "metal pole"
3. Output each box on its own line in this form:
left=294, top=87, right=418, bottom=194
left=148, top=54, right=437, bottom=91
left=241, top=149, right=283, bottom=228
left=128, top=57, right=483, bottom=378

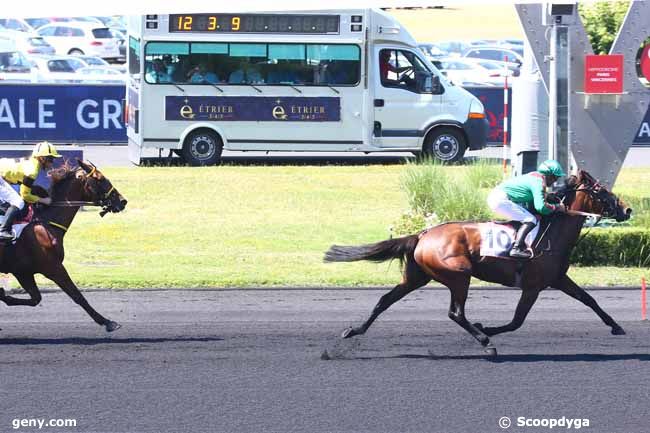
left=548, top=20, right=570, bottom=175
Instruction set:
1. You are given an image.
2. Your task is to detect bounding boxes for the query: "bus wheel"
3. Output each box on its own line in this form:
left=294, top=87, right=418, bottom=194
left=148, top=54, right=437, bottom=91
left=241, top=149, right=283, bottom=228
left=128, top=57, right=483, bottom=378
left=182, top=130, right=223, bottom=166
left=424, top=127, right=466, bottom=163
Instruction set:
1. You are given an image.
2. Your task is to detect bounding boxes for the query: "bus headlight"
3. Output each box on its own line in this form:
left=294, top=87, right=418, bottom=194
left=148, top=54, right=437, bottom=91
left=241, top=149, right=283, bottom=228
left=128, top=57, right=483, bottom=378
left=468, top=99, right=485, bottom=119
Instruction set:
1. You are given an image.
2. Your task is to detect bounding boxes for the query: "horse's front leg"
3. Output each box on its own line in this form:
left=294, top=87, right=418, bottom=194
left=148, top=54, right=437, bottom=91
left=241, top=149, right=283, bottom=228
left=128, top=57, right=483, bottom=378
left=474, top=288, right=540, bottom=337
left=0, top=274, right=42, bottom=306
left=553, top=274, right=625, bottom=335
left=42, top=264, right=121, bottom=332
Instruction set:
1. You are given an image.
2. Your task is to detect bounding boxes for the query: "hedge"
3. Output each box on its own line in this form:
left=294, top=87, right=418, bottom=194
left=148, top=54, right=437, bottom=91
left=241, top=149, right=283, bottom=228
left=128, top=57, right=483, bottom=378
left=570, top=227, right=650, bottom=267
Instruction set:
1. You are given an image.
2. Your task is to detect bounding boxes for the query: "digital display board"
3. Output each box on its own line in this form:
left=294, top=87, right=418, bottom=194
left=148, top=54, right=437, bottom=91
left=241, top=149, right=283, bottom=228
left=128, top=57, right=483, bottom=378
left=169, top=14, right=340, bottom=34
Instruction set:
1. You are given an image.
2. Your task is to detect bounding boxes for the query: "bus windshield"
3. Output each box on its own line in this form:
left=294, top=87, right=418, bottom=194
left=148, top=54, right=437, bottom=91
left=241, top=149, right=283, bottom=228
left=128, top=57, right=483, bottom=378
left=143, top=41, right=360, bottom=86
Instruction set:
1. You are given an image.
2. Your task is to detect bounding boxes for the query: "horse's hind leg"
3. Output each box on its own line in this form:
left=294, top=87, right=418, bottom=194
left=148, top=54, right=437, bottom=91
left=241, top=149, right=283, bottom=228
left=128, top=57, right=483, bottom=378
left=0, top=274, right=42, bottom=306
left=554, top=274, right=625, bottom=335
left=473, top=288, right=541, bottom=336
left=42, top=265, right=121, bottom=332
left=342, top=258, right=431, bottom=339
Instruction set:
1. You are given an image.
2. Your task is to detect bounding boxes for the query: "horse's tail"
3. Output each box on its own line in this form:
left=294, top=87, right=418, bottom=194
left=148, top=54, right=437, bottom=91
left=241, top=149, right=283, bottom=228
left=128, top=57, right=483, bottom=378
left=324, top=234, right=419, bottom=265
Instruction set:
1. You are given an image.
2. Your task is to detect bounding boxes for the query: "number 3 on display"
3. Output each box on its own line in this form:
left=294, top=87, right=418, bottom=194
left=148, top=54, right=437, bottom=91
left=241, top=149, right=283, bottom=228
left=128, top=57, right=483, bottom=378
left=208, top=17, right=217, bottom=30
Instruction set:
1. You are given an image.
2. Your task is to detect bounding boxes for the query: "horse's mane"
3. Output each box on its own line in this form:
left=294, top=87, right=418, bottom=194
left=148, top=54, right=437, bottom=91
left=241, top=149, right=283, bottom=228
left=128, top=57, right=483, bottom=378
left=48, top=161, right=81, bottom=196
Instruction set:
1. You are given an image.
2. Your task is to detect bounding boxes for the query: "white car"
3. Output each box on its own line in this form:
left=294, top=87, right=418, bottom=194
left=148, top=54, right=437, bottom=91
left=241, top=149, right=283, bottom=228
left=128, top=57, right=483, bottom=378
left=438, top=58, right=503, bottom=86
left=77, top=66, right=125, bottom=84
left=462, top=46, right=523, bottom=74
left=0, top=40, right=38, bottom=83
left=36, top=22, right=120, bottom=61
left=0, top=18, right=35, bottom=33
left=29, top=55, right=87, bottom=83
left=0, top=29, right=55, bottom=55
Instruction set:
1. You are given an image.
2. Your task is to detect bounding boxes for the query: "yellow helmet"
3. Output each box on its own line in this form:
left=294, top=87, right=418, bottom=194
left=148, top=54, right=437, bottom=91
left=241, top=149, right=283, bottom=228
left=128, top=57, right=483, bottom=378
left=32, top=141, right=62, bottom=158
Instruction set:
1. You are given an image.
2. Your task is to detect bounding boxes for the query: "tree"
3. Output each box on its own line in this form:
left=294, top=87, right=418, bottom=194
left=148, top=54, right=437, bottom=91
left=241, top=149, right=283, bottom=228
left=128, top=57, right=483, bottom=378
left=578, top=1, right=630, bottom=54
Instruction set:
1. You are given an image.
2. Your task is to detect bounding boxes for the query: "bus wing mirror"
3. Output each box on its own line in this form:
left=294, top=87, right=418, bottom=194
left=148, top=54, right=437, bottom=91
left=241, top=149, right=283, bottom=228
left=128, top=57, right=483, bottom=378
left=415, top=71, right=436, bottom=93
left=431, top=74, right=442, bottom=94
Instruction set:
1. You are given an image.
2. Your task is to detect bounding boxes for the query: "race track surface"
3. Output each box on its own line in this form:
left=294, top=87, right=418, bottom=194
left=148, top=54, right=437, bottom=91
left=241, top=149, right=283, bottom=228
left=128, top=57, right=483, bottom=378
left=1, top=288, right=649, bottom=433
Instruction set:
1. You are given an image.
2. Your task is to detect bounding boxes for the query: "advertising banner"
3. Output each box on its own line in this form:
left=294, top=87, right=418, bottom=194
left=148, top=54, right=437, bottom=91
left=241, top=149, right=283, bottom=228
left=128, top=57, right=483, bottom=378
left=0, top=85, right=125, bottom=143
left=165, top=96, right=341, bottom=122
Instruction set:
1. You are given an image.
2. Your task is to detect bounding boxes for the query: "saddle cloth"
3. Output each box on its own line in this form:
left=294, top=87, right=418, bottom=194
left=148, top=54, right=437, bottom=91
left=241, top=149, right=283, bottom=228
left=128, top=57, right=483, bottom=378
left=478, top=221, right=540, bottom=258
left=0, top=205, right=34, bottom=243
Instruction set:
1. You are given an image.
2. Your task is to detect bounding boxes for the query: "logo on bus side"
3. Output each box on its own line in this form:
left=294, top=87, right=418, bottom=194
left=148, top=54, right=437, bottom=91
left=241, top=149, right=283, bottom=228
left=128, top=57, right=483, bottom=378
left=166, top=96, right=340, bottom=122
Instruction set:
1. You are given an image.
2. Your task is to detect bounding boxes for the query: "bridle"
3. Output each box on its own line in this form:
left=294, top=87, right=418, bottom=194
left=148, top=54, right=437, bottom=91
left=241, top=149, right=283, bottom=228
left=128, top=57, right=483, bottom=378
left=50, top=166, right=118, bottom=217
left=569, top=179, right=620, bottom=219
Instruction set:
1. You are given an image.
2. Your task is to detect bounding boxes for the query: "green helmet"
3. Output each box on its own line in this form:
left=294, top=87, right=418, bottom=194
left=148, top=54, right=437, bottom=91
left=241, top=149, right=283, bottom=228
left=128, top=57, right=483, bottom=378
left=538, top=160, right=566, bottom=177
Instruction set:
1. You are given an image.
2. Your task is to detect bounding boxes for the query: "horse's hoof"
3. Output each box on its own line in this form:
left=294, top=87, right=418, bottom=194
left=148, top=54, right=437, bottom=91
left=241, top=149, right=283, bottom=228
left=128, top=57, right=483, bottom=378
left=484, top=345, right=498, bottom=357
left=105, top=321, right=121, bottom=332
left=341, top=327, right=355, bottom=339
left=611, top=326, right=626, bottom=335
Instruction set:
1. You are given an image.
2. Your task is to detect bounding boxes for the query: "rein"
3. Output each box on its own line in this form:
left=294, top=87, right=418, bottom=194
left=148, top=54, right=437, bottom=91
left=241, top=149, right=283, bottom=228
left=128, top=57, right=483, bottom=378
left=50, top=201, right=101, bottom=207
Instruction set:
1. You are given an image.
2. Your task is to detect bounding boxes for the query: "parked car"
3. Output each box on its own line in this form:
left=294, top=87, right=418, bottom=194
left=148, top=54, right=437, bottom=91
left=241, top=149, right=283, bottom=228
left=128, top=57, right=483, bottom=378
left=418, top=43, right=446, bottom=61
left=29, top=54, right=87, bottom=82
left=0, top=30, right=55, bottom=55
left=462, top=46, right=523, bottom=74
left=0, top=39, right=38, bottom=83
left=24, top=17, right=72, bottom=30
left=0, top=18, right=35, bottom=33
left=77, top=66, right=125, bottom=84
left=437, top=58, right=506, bottom=86
left=434, top=40, right=471, bottom=57
left=108, top=28, right=126, bottom=63
left=36, top=22, right=121, bottom=61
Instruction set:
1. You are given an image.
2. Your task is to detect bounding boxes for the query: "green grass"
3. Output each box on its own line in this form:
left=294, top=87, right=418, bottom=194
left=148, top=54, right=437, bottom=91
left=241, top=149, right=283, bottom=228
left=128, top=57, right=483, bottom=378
left=15, top=165, right=648, bottom=290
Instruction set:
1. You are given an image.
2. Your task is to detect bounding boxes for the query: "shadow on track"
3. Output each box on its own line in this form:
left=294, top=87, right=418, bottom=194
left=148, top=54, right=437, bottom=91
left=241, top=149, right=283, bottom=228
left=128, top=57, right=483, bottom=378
left=335, top=353, right=650, bottom=363
left=0, top=336, right=224, bottom=346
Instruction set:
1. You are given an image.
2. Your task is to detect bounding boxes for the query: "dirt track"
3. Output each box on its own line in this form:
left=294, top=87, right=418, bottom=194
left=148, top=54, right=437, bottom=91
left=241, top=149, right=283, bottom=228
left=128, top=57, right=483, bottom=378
left=1, top=288, right=649, bottom=433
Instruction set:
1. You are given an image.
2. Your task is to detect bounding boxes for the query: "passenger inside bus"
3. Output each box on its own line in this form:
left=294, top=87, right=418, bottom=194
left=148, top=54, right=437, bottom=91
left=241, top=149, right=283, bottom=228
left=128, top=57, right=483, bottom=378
left=188, top=63, right=220, bottom=84
left=145, top=59, right=172, bottom=83
left=229, top=58, right=263, bottom=84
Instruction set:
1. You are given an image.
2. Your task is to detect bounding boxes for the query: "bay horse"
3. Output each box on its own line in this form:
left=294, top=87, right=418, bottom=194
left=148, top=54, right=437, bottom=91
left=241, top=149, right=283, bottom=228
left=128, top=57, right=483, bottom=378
left=324, top=170, right=632, bottom=355
left=0, top=160, right=127, bottom=332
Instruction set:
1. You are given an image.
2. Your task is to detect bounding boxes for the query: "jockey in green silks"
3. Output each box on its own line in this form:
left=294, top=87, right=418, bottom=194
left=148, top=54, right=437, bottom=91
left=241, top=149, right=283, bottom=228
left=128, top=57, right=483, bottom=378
left=487, top=159, right=567, bottom=259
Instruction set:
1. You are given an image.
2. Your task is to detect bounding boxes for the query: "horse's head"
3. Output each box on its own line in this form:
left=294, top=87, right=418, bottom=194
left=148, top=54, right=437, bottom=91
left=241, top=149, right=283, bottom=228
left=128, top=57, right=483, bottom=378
left=562, top=170, right=631, bottom=222
left=76, top=160, right=127, bottom=215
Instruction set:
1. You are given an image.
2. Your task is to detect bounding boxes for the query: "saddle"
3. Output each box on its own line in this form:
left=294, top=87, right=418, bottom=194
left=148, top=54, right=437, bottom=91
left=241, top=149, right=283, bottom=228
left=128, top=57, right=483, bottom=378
left=0, top=203, right=35, bottom=243
left=478, top=219, right=549, bottom=260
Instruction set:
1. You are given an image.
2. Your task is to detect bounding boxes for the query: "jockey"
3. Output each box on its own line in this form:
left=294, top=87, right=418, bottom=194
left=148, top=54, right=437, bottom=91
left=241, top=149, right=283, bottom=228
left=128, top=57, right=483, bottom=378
left=487, top=159, right=567, bottom=258
left=0, top=141, right=61, bottom=241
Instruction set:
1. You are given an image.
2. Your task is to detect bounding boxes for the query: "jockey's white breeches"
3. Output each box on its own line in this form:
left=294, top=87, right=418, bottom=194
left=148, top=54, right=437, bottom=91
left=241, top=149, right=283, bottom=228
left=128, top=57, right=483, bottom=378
left=487, top=188, right=536, bottom=224
left=0, top=177, right=25, bottom=209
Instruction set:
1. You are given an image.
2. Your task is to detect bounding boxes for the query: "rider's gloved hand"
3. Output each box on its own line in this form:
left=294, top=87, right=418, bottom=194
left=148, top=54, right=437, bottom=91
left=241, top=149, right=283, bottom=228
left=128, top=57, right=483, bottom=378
left=555, top=203, right=567, bottom=213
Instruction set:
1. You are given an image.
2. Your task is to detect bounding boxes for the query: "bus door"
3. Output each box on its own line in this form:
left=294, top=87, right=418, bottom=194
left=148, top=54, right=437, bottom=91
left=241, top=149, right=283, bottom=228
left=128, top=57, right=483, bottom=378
left=126, top=36, right=143, bottom=164
left=372, top=48, right=443, bottom=149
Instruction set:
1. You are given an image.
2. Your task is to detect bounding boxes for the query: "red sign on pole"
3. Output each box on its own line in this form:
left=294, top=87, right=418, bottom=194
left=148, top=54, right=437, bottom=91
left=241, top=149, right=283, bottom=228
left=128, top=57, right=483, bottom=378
left=584, top=54, right=624, bottom=94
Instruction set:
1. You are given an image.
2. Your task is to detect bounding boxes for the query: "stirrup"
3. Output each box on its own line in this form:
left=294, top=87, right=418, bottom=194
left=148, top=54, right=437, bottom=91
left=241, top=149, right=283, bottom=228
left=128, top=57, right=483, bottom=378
left=0, top=230, right=15, bottom=241
left=509, top=247, right=532, bottom=259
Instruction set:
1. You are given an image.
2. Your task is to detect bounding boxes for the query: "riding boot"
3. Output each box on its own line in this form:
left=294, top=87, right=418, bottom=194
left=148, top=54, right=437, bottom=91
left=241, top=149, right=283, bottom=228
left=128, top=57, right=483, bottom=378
left=0, top=205, right=20, bottom=241
left=509, top=222, right=535, bottom=259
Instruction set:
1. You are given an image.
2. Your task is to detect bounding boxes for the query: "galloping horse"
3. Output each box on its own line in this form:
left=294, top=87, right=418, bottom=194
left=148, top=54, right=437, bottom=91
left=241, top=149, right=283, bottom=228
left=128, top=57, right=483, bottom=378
left=325, top=171, right=632, bottom=355
left=0, top=160, right=127, bottom=332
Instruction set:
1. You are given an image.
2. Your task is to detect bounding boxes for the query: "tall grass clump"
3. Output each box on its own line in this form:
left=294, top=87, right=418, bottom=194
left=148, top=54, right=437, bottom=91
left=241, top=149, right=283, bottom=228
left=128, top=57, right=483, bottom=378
left=393, top=158, right=492, bottom=236
left=465, top=159, right=503, bottom=189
